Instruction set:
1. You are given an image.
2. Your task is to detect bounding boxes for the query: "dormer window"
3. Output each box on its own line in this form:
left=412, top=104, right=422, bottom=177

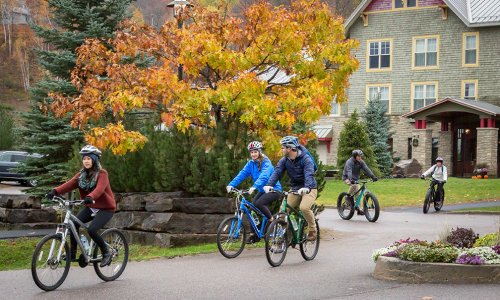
left=394, top=0, right=417, bottom=9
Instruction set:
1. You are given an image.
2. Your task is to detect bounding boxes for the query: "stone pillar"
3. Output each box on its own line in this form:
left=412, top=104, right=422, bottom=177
left=439, top=130, right=453, bottom=174
left=412, top=129, right=433, bottom=168
left=476, top=127, right=499, bottom=177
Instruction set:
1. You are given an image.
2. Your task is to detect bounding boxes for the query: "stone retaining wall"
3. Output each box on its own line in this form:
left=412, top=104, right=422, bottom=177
left=0, top=194, right=57, bottom=229
left=107, top=192, right=234, bottom=247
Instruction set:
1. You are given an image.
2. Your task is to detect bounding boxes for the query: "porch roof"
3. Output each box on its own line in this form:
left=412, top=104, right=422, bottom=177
left=314, top=125, right=333, bottom=140
left=401, top=97, right=500, bottom=120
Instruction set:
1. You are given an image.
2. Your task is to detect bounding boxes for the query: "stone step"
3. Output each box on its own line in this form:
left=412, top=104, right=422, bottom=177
left=0, top=207, right=57, bottom=223
left=119, top=230, right=217, bottom=248
left=0, top=194, right=41, bottom=209
left=0, top=222, right=56, bottom=231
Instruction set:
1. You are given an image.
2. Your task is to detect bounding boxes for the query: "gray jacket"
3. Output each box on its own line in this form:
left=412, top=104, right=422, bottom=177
left=342, top=157, right=375, bottom=181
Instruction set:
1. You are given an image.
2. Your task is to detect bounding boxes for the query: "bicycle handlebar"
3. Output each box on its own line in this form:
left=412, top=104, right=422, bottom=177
left=51, top=195, right=84, bottom=207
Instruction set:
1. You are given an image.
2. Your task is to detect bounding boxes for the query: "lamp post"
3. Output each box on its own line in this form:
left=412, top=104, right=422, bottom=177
left=167, top=0, right=192, bottom=81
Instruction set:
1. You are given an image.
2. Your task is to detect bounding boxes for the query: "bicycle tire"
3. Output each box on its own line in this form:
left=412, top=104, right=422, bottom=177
left=31, top=234, right=70, bottom=291
left=363, top=192, right=380, bottom=222
left=423, top=188, right=432, bottom=214
left=216, top=216, right=246, bottom=259
left=300, top=219, right=320, bottom=261
left=337, top=192, right=355, bottom=220
left=265, top=218, right=288, bottom=267
left=93, top=229, right=129, bottom=282
left=434, top=189, right=444, bottom=211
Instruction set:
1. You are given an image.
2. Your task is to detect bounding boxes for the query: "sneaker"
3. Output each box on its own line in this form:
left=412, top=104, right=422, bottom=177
left=306, top=230, right=317, bottom=241
left=356, top=208, right=365, bottom=216
left=100, top=250, right=113, bottom=267
left=246, top=234, right=260, bottom=244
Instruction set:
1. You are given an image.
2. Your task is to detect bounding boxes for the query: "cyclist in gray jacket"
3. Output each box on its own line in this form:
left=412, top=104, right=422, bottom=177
left=342, top=149, right=378, bottom=215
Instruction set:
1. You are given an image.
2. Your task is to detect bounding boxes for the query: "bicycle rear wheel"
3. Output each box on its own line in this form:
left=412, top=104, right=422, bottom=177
left=93, top=229, right=129, bottom=281
left=434, top=189, right=444, bottom=211
left=363, top=193, right=380, bottom=222
left=217, top=216, right=246, bottom=258
left=337, top=192, right=354, bottom=220
left=300, top=219, right=320, bottom=261
left=265, top=219, right=288, bottom=267
left=423, top=189, right=432, bottom=214
left=31, top=234, right=70, bottom=291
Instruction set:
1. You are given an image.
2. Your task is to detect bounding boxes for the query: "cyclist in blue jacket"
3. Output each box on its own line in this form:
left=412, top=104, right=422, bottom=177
left=264, top=136, right=318, bottom=241
left=226, top=141, right=282, bottom=242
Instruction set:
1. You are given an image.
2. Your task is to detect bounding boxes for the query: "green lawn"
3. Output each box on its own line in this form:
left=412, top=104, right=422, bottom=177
left=0, top=238, right=222, bottom=271
left=318, top=177, right=500, bottom=207
left=454, top=206, right=500, bottom=213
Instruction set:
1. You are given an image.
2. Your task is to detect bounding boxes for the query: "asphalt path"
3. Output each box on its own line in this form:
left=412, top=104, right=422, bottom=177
left=1, top=205, right=499, bottom=299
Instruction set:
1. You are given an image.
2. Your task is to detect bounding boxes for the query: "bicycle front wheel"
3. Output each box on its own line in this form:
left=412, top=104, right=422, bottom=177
left=93, top=229, right=129, bottom=281
left=423, top=189, right=432, bottom=214
left=31, top=234, right=70, bottom=291
left=300, top=219, right=320, bottom=261
left=265, top=219, right=288, bottom=267
left=434, top=189, right=444, bottom=211
left=337, top=192, right=354, bottom=220
left=363, top=193, right=380, bottom=222
left=216, top=216, right=246, bottom=258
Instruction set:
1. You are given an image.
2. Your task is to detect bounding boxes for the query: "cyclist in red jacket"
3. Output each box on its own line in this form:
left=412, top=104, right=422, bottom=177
left=47, top=145, right=115, bottom=267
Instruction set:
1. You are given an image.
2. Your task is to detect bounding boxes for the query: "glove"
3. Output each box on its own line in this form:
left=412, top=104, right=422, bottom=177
left=226, top=186, right=233, bottom=193
left=443, top=180, right=447, bottom=184
left=350, top=180, right=356, bottom=185
left=46, top=189, right=57, bottom=200
left=420, top=175, right=425, bottom=180
left=248, top=187, right=256, bottom=195
left=83, top=196, right=94, bottom=205
left=298, top=188, right=310, bottom=195
left=263, top=186, right=274, bottom=193
left=372, top=177, right=378, bottom=182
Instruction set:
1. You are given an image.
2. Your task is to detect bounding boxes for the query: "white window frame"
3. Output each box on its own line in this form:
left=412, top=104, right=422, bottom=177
left=461, top=80, right=478, bottom=100
left=366, top=84, right=392, bottom=114
left=411, top=82, right=438, bottom=111
left=412, top=35, right=439, bottom=70
left=462, top=32, right=479, bottom=67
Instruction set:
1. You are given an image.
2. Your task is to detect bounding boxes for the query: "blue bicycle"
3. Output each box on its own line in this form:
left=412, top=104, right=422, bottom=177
left=216, top=188, right=270, bottom=258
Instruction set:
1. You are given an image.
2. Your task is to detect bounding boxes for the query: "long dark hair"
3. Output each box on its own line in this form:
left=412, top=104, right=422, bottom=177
left=83, top=159, right=101, bottom=178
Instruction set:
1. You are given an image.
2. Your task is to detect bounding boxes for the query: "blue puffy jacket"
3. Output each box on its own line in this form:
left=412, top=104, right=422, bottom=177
left=266, top=145, right=317, bottom=191
left=228, top=155, right=282, bottom=192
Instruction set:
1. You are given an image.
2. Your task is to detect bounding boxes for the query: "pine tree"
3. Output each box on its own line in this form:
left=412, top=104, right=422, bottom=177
left=18, top=0, right=132, bottom=196
left=336, top=111, right=381, bottom=177
left=0, top=105, right=16, bottom=150
left=363, top=97, right=393, bottom=176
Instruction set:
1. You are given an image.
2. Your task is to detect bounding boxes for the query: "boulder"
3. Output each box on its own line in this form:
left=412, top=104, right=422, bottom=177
left=0, top=194, right=41, bottom=209
left=116, top=191, right=188, bottom=212
left=145, top=197, right=235, bottom=214
left=392, top=159, right=422, bottom=178
left=119, top=230, right=216, bottom=247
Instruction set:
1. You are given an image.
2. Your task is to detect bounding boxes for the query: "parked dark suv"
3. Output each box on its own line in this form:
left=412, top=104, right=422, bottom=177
left=0, top=151, right=42, bottom=186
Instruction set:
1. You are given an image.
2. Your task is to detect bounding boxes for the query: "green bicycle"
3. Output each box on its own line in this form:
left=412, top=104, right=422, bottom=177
left=264, top=190, right=320, bottom=267
left=337, top=179, right=380, bottom=222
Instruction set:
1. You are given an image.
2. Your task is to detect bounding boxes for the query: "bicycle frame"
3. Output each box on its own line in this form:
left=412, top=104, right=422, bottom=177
left=231, top=189, right=269, bottom=239
left=350, top=181, right=369, bottom=209
left=50, top=196, right=100, bottom=264
left=276, top=191, right=309, bottom=244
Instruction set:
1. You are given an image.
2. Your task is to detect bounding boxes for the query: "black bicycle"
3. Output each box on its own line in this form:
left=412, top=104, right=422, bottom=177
left=31, top=196, right=128, bottom=291
left=423, top=178, right=444, bottom=214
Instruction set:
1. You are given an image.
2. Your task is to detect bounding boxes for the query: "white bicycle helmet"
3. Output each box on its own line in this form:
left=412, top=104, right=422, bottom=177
left=79, top=145, right=102, bottom=158
left=352, top=149, right=363, bottom=157
left=247, top=141, right=263, bottom=151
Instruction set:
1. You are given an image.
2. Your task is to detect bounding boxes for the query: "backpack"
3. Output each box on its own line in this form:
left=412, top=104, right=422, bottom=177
left=430, top=165, right=442, bottom=176
left=300, top=146, right=318, bottom=173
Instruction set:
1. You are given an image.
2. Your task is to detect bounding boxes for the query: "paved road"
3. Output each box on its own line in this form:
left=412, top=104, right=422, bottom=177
left=1, top=207, right=499, bottom=299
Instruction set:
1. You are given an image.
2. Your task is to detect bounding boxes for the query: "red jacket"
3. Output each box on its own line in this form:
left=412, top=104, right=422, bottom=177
left=54, top=169, right=116, bottom=212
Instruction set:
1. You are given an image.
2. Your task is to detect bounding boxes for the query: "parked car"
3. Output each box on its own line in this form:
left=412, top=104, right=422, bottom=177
left=0, top=151, right=42, bottom=186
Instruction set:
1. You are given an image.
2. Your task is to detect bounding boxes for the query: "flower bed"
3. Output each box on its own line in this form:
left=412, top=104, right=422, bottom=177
left=372, top=228, right=500, bottom=283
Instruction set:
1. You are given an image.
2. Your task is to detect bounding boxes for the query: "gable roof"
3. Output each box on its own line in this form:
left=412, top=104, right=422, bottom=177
left=402, top=97, right=500, bottom=118
left=344, top=0, right=500, bottom=32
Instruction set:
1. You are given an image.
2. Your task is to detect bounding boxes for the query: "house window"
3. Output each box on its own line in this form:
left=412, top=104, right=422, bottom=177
left=431, top=137, right=439, bottom=163
left=394, top=0, right=416, bottom=8
left=412, top=82, right=437, bottom=111
left=367, top=85, right=391, bottom=113
left=463, top=32, right=479, bottom=66
left=330, top=101, right=340, bottom=116
left=368, top=40, right=391, bottom=70
left=462, top=80, right=478, bottom=100
left=413, top=36, right=439, bottom=68
left=407, top=138, right=412, bottom=159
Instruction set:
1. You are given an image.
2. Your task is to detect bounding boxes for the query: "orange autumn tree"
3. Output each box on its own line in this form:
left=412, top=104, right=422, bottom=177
left=51, top=0, right=358, bottom=156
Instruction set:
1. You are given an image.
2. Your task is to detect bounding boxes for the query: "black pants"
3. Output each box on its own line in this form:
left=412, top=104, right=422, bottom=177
left=432, top=181, right=445, bottom=201
left=253, top=192, right=280, bottom=219
left=70, top=207, right=114, bottom=256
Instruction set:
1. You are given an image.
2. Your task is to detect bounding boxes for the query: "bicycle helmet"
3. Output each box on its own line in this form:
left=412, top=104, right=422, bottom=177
left=352, top=149, right=363, bottom=158
left=279, top=136, right=299, bottom=149
left=79, top=145, right=102, bottom=158
left=435, top=157, right=443, bottom=162
left=247, top=141, right=263, bottom=151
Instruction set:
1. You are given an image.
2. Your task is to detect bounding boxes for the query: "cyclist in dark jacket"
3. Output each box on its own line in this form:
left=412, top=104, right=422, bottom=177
left=342, top=149, right=378, bottom=215
left=264, top=136, right=318, bottom=241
